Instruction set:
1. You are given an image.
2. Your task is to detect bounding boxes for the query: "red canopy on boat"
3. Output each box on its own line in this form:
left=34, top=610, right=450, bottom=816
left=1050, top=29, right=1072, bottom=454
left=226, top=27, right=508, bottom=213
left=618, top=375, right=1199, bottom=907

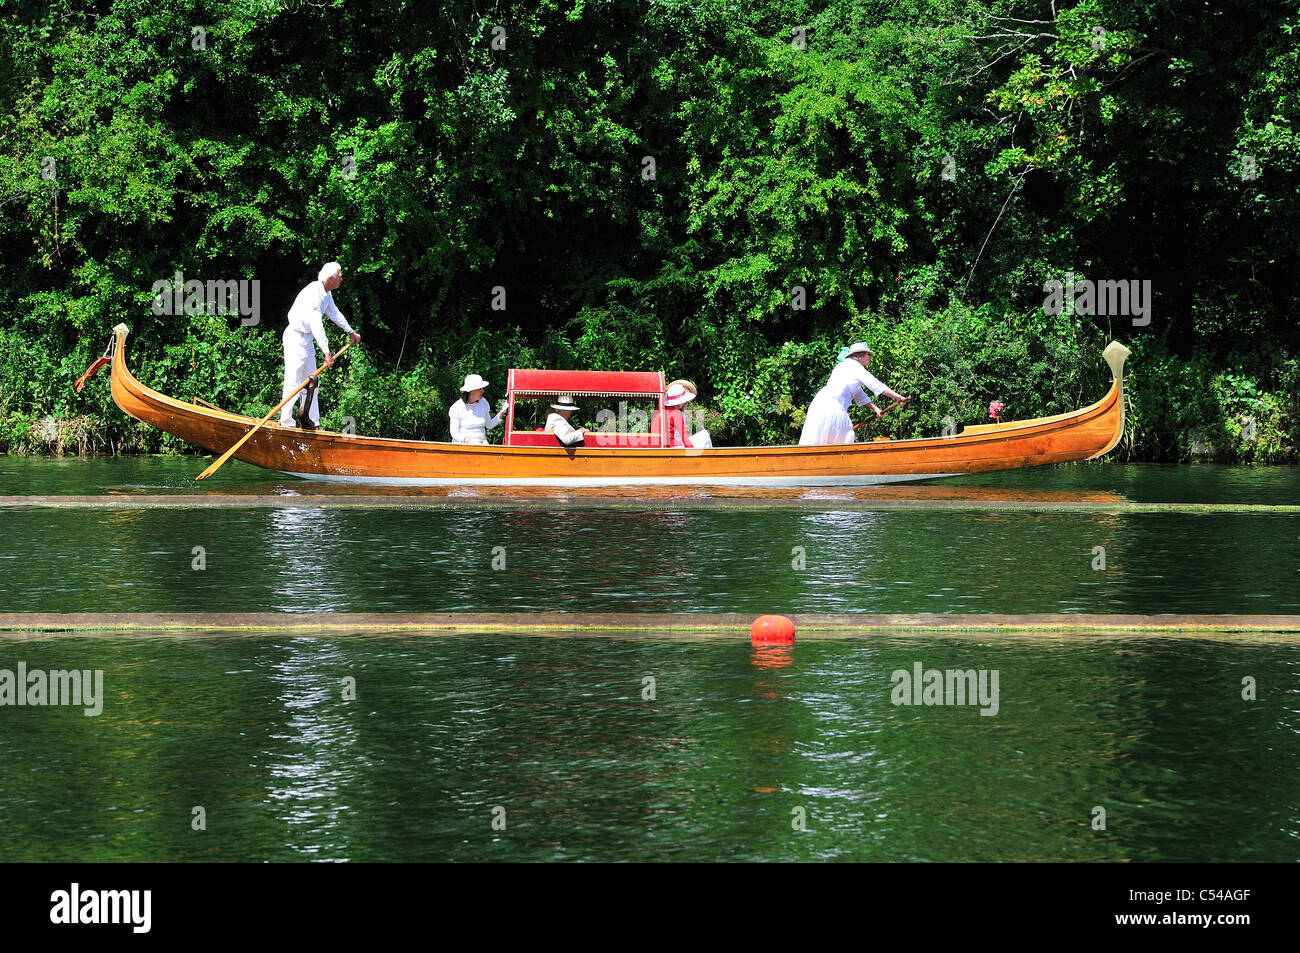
left=507, top=368, right=664, bottom=398
left=504, top=369, right=667, bottom=448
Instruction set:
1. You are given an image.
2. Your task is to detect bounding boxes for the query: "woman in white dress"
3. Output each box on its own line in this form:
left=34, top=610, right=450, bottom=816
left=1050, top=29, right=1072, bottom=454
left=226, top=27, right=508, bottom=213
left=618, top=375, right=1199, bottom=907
left=449, top=374, right=507, bottom=444
left=798, top=343, right=908, bottom=445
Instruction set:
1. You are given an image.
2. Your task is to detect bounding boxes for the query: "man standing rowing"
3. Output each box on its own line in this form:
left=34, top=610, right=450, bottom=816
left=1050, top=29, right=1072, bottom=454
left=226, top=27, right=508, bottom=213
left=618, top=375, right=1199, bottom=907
left=279, top=261, right=361, bottom=429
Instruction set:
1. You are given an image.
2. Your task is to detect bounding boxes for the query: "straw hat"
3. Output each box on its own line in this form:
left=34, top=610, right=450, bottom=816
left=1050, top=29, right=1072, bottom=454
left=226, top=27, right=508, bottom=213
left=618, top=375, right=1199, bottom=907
left=461, top=374, right=490, bottom=392
left=665, top=379, right=698, bottom=407
left=838, top=342, right=872, bottom=361
left=550, top=395, right=580, bottom=412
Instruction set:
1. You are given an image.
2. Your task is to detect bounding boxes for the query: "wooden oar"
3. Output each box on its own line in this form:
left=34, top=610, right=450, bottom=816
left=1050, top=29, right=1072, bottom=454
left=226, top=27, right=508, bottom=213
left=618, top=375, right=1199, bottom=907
left=854, top=398, right=907, bottom=430
left=196, top=340, right=354, bottom=480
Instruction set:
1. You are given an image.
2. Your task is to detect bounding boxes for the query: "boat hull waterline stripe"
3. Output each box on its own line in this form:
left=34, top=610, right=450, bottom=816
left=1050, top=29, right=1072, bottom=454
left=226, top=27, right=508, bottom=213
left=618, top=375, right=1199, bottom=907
left=280, top=470, right=964, bottom=487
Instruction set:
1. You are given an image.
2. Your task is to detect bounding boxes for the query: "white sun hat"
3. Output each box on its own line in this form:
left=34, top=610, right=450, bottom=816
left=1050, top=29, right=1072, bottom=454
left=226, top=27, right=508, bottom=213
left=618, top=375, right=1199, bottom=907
left=550, top=395, right=580, bottom=412
left=461, top=374, right=490, bottom=392
left=838, top=342, right=872, bottom=360
left=664, top=379, right=698, bottom=407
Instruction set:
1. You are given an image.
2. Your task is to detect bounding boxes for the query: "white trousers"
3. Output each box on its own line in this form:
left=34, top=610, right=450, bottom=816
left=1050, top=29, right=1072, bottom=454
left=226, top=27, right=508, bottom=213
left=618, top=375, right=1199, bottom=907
left=280, top=327, right=319, bottom=426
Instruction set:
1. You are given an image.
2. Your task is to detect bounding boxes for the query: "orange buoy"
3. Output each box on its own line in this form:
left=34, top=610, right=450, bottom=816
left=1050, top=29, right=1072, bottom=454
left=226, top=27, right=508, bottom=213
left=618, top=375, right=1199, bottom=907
left=750, top=614, right=795, bottom=644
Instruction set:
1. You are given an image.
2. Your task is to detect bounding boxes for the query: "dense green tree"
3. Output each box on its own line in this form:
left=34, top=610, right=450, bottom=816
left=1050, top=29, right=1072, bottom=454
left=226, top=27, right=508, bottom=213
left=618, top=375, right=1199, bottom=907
left=0, top=0, right=1295, bottom=459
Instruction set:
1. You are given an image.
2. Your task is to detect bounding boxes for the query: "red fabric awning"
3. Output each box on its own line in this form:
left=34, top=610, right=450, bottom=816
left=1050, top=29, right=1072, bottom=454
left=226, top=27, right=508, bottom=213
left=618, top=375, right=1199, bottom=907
left=508, top=368, right=664, bottom=398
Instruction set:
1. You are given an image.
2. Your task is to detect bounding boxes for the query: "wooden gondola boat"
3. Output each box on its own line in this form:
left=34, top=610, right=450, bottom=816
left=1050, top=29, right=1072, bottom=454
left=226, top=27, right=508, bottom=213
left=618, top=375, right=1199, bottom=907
left=102, top=323, right=1129, bottom=487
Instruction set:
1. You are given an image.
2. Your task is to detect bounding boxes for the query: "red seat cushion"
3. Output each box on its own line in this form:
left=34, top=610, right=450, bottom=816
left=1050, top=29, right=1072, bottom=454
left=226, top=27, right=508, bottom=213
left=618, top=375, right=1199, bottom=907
left=508, top=432, right=564, bottom=447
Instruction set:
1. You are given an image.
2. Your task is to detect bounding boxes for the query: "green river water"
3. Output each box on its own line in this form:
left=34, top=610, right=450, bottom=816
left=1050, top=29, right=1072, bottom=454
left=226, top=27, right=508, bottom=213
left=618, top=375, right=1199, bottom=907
left=0, top=459, right=1296, bottom=861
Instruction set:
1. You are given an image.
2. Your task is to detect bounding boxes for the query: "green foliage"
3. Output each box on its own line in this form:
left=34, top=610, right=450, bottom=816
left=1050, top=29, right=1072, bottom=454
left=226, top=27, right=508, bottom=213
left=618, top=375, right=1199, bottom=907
left=1127, top=339, right=1296, bottom=463
left=1, top=0, right=1297, bottom=461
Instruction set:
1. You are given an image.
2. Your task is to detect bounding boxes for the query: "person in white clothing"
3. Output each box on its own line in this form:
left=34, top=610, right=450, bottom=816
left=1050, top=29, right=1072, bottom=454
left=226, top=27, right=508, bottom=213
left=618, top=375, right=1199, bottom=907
left=545, top=395, right=588, bottom=446
left=279, top=262, right=361, bottom=429
left=798, top=342, right=908, bottom=445
left=449, top=374, right=507, bottom=444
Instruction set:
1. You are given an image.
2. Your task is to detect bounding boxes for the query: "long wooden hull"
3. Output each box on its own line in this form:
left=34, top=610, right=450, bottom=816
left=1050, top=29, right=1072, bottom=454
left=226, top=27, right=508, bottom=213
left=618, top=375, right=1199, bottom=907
left=108, top=324, right=1128, bottom=486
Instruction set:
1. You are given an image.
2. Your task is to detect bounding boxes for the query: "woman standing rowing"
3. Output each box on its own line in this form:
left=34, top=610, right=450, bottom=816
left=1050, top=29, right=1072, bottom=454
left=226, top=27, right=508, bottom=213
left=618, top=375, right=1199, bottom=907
left=798, top=342, right=908, bottom=445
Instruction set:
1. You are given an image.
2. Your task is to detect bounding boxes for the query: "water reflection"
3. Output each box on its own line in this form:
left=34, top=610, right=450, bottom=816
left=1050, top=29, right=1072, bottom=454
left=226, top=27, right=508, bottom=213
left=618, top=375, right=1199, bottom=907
left=262, top=637, right=367, bottom=857
left=8, top=457, right=1300, bottom=507
left=750, top=644, right=795, bottom=671
left=2, top=633, right=1297, bottom=860
left=3, top=506, right=1297, bottom=615
left=491, top=508, right=700, bottom=610
left=266, top=507, right=350, bottom=612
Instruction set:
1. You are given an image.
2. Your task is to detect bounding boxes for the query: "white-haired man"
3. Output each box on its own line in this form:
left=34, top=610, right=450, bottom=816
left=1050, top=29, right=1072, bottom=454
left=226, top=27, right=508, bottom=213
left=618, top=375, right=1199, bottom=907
left=280, top=261, right=361, bottom=429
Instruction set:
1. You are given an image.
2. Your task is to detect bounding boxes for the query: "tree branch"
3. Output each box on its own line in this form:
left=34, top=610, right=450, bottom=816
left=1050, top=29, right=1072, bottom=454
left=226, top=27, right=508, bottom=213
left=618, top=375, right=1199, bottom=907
left=965, top=171, right=1028, bottom=293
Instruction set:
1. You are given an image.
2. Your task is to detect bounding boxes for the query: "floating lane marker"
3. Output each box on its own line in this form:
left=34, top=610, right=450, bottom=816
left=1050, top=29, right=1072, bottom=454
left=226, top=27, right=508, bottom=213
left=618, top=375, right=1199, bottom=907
left=751, top=615, right=797, bottom=644
left=1, top=612, right=1298, bottom=636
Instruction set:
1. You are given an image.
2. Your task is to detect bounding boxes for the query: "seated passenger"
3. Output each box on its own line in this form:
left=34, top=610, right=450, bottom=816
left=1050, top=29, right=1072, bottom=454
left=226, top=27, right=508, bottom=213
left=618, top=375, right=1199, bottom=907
left=545, top=395, right=588, bottom=446
left=449, top=374, right=507, bottom=445
left=664, top=379, right=713, bottom=449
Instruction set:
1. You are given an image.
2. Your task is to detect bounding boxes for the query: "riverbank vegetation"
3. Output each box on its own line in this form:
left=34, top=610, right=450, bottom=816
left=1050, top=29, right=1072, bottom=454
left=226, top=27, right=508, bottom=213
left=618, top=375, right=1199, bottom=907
left=2, top=0, right=1296, bottom=459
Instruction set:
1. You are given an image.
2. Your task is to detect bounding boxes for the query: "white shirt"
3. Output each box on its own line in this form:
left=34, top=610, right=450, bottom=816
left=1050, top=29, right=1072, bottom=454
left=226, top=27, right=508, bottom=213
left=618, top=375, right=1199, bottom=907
left=287, top=280, right=353, bottom=355
left=449, top=398, right=504, bottom=444
left=818, top=359, right=885, bottom=411
left=545, top=412, right=584, bottom=446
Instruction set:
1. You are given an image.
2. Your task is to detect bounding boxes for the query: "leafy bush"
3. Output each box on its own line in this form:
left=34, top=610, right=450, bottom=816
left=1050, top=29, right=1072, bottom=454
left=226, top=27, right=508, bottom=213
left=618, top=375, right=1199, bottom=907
left=2, top=0, right=1298, bottom=463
